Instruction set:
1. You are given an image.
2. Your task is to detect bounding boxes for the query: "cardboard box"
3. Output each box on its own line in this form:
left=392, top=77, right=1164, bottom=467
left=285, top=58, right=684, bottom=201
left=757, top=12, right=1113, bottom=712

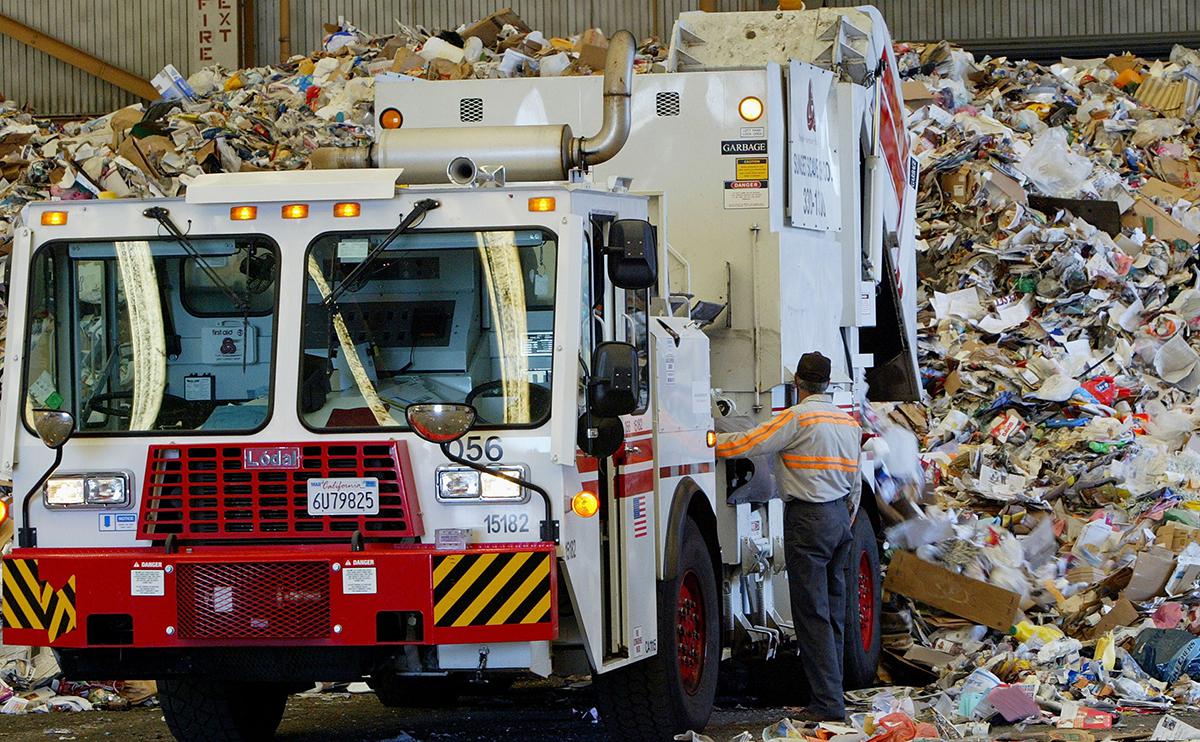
left=883, top=550, right=1021, bottom=632
left=462, top=8, right=530, bottom=48
left=939, top=165, right=976, bottom=204
left=1156, top=521, right=1200, bottom=553
left=1089, top=597, right=1138, bottom=638
left=1122, top=198, right=1200, bottom=244
left=1123, top=546, right=1175, bottom=601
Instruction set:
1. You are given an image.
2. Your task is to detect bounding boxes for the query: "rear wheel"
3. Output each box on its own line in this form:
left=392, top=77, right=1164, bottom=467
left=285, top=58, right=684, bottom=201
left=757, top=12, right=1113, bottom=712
left=842, top=513, right=882, bottom=689
left=158, top=676, right=288, bottom=742
left=597, top=518, right=720, bottom=740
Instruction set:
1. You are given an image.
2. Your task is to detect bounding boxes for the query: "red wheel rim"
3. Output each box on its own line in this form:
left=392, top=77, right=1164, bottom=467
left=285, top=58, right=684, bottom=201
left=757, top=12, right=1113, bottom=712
left=677, top=569, right=706, bottom=695
left=858, top=551, right=875, bottom=651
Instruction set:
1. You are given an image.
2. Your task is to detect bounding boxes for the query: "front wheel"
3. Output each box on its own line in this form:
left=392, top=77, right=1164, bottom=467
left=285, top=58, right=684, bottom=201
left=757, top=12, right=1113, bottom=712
left=842, top=512, right=882, bottom=689
left=159, top=676, right=288, bottom=742
left=596, top=518, right=720, bottom=740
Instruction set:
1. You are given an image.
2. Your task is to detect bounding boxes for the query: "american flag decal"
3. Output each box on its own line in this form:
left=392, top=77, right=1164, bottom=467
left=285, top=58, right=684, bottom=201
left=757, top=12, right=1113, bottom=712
left=633, top=495, right=648, bottom=538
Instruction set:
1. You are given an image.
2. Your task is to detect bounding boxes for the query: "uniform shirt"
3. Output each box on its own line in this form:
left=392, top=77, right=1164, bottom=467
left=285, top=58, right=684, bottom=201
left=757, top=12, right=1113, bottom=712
left=715, top=394, right=861, bottom=504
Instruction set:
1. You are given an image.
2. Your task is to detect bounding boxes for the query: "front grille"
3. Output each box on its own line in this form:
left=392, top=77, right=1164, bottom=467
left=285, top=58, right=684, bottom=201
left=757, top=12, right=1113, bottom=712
left=459, top=97, right=484, bottom=122
left=139, top=441, right=424, bottom=542
left=177, top=562, right=329, bottom=640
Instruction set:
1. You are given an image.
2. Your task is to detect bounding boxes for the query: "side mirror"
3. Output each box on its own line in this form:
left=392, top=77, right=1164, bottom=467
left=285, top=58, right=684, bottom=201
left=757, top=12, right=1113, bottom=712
left=577, top=415, right=625, bottom=459
left=588, top=342, right=639, bottom=417
left=606, top=219, right=658, bottom=290
left=32, top=410, right=74, bottom=449
left=405, top=403, right=477, bottom=443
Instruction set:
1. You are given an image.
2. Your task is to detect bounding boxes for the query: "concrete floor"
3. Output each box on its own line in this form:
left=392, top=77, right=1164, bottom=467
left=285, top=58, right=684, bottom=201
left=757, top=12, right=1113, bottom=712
left=0, top=685, right=1194, bottom=742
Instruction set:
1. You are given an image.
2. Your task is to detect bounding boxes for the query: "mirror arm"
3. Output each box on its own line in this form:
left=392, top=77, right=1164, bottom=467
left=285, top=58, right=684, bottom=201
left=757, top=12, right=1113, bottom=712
left=17, top=446, right=64, bottom=548
left=438, top=443, right=560, bottom=544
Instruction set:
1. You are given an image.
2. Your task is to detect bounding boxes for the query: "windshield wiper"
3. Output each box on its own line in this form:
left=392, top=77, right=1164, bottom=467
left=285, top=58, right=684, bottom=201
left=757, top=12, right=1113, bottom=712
left=143, top=206, right=248, bottom=312
left=323, top=198, right=441, bottom=307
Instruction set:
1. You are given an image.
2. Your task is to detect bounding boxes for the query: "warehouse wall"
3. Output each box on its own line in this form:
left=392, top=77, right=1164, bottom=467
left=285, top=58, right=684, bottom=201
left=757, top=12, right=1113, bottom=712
left=0, top=0, right=191, bottom=116
left=250, top=1, right=764, bottom=65
left=4, top=0, right=1200, bottom=116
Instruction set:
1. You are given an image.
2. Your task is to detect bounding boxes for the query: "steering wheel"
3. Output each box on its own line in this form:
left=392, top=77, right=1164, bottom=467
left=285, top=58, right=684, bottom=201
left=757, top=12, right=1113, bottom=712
left=83, top=392, right=203, bottom=429
left=466, top=381, right=552, bottom=424
left=85, top=391, right=135, bottom=419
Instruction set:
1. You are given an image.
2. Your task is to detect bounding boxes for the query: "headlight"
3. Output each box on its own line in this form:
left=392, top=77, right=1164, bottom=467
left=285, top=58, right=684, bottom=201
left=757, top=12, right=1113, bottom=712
left=437, top=470, right=481, bottom=499
left=436, top=466, right=527, bottom=503
left=45, top=478, right=85, bottom=506
left=44, top=473, right=131, bottom=508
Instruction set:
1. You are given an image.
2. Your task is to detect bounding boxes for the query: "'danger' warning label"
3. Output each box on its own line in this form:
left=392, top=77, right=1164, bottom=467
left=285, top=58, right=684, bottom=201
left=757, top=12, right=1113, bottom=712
left=723, top=180, right=769, bottom=209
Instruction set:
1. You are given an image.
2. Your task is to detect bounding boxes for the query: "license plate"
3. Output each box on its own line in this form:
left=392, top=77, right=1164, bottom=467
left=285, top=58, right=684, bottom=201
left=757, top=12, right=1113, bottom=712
left=306, top=478, right=380, bottom=516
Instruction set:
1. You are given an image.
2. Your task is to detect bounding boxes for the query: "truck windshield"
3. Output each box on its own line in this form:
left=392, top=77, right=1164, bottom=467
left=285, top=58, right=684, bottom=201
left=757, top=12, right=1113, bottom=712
left=24, top=237, right=279, bottom=434
left=301, top=229, right=556, bottom=430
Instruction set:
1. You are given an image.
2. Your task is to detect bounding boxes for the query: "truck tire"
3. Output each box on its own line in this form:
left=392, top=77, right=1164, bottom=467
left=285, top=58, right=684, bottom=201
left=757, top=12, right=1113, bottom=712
left=842, top=513, right=882, bottom=689
left=158, top=676, right=288, bottom=742
left=596, top=518, right=720, bottom=741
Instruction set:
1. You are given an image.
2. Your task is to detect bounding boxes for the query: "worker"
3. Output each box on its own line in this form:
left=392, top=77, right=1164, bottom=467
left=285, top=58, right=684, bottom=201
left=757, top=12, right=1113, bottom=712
left=715, top=351, right=861, bottom=721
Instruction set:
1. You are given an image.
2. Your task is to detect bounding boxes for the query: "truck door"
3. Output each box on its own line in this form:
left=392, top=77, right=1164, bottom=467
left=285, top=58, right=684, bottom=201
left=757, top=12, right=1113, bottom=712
left=580, top=212, right=656, bottom=662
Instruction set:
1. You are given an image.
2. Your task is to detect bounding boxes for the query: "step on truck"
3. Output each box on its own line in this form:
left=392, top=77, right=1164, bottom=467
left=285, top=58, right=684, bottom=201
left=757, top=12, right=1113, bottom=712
left=1, top=6, right=918, bottom=741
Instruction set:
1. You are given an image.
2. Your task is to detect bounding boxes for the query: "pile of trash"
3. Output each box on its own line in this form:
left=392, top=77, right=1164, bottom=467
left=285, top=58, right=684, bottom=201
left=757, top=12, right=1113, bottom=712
left=861, top=40, right=1200, bottom=738
left=0, top=646, right=156, bottom=714
left=0, top=11, right=666, bottom=252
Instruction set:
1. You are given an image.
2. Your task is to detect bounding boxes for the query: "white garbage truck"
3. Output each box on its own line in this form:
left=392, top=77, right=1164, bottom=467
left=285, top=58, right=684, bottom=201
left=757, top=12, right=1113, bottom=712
left=1, top=6, right=917, bottom=741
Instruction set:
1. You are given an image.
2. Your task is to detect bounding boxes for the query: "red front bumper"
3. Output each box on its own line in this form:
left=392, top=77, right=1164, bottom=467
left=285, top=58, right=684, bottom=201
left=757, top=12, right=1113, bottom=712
left=2, top=542, right=557, bottom=649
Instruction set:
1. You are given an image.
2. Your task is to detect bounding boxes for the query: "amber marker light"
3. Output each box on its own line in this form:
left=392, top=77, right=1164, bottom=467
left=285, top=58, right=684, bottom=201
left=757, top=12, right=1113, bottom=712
left=706, top=430, right=717, bottom=448
left=380, top=108, right=404, bottom=129
left=334, top=202, right=361, bottom=218
left=230, top=205, right=258, bottom=221
left=281, top=203, right=309, bottom=219
left=571, top=491, right=600, bottom=518
left=528, top=197, right=556, bottom=212
left=0, top=498, right=8, bottom=523
left=738, top=96, right=764, bottom=122
left=41, top=211, right=68, bottom=226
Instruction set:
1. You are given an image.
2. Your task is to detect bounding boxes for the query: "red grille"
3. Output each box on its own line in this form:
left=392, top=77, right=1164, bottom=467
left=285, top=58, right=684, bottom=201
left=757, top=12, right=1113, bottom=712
left=138, top=441, right=424, bottom=542
left=176, top=562, right=330, bottom=640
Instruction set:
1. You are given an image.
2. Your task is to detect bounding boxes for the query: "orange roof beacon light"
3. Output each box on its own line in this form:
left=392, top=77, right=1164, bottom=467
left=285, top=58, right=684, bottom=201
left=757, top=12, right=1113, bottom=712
left=333, top=202, right=361, bottom=218
left=528, top=196, right=556, bottom=212
left=571, top=491, right=600, bottom=518
left=41, top=211, right=68, bottom=226
left=738, top=96, right=764, bottom=122
left=380, top=108, right=404, bottom=129
left=230, top=205, right=258, bottom=221
left=281, top=203, right=309, bottom=219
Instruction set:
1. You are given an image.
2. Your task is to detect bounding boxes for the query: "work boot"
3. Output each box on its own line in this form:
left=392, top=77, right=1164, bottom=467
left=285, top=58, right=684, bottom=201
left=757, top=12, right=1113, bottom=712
left=784, top=706, right=848, bottom=724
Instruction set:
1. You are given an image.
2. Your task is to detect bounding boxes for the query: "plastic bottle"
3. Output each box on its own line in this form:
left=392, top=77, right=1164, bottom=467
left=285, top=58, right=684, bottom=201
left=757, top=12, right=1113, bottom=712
left=1011, top=620, right=1065, bottom=644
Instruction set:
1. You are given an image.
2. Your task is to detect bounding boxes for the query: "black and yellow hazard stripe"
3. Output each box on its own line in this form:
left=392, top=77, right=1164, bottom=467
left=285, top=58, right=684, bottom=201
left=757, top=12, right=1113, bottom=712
left=432, top=551, right=551, bottom=628
left=2, top=559, right=77, bottom=642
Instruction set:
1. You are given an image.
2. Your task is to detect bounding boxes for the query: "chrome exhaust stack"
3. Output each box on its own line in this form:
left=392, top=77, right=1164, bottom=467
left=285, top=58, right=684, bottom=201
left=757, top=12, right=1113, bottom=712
left=309, top=30, right=638, bottom=183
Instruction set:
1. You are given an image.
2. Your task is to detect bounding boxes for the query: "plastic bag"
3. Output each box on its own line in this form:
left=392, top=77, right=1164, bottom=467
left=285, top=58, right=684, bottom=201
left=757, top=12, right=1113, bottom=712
left=1016, top=127, right=1093, bottom=197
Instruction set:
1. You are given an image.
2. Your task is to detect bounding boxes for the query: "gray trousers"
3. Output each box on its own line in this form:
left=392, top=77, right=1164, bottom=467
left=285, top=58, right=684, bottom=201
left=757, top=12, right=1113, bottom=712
left=784, top=497, right=853, bottom=717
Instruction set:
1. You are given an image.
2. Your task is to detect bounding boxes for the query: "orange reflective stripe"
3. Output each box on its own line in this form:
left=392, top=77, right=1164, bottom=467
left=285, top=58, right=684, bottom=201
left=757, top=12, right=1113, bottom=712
left=716, top=411, right=794, bottom=457
left=782, top=454, right=858, bottom=467
left=782, top=460, right=857, bottom=472
left=794, top=412, right=859, bottom=428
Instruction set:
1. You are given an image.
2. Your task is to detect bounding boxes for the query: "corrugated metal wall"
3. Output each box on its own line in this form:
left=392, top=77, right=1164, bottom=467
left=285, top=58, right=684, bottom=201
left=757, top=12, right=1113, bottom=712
left=818, top=0, right=1200, bottom=41
left=251, top=1, right=762, bottom=66
left=5, top=1, right=1200, bottom=116
left=0, top=0, right=190, bottom=116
